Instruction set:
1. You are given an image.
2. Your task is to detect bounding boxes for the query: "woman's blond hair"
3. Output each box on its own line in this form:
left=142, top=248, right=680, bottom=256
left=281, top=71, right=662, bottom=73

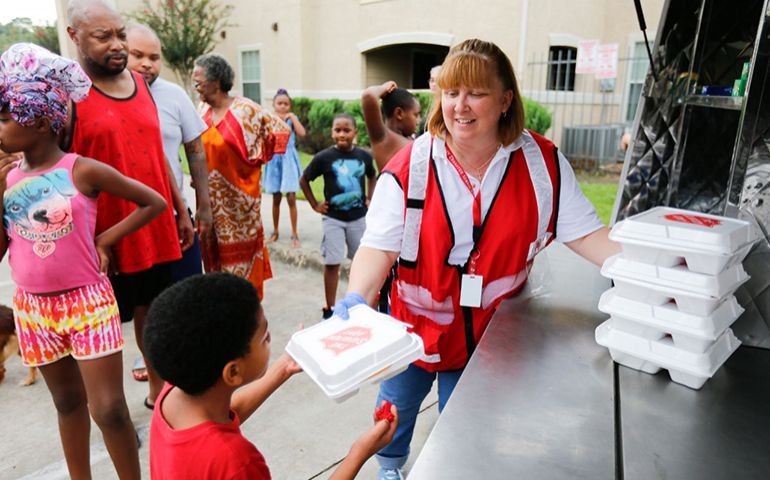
left=427, top=39, right=525, bottom=145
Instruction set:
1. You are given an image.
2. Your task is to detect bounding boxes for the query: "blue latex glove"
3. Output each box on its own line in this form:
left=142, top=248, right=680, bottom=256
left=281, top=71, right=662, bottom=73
left=332, top=293, right=367, bottom=320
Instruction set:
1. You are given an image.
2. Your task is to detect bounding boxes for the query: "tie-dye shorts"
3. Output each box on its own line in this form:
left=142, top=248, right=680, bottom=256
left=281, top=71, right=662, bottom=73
left=13, top=279, right=124, bottom=367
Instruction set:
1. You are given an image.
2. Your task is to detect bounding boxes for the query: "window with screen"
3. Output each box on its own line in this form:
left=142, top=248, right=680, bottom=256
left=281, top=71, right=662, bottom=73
left=241, top=50, right=261, bottom=103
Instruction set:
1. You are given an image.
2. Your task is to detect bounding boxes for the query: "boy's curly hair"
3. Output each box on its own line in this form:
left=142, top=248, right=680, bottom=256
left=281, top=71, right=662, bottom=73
left=144, top=273, right=260, bottom=395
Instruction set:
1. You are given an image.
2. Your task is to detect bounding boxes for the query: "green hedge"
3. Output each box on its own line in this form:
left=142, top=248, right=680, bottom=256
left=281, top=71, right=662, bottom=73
left=292, top=97, right=369, bottom=153
left=414, top=91, right=435, bottom=119
left=523, top=98, right=552, bottom=135
left=291, top=94, right=551, bottom=154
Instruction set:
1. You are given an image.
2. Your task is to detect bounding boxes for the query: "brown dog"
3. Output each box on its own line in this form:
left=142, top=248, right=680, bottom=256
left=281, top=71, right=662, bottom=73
left=0, top=304, right=37, bottom=386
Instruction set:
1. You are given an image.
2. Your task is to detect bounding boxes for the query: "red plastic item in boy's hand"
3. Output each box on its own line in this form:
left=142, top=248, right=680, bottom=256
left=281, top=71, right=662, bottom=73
left=375, top=401, right=395, bottom=422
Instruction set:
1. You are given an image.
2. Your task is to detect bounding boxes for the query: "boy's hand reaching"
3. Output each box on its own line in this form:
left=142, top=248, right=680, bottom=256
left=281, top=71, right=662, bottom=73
left=353, top=401, right=399, bottom=457
left=231, top=324, right=304, bottom=422
left=275, top=351, right=303, bottom=378
left=329, top=402, right=398, bottom=479
left=276, top=323, right=304, bottom=379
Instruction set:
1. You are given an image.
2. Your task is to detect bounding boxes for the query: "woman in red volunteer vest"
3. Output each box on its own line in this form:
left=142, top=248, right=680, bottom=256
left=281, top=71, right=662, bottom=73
left=334, top=39, right=621, bottom=480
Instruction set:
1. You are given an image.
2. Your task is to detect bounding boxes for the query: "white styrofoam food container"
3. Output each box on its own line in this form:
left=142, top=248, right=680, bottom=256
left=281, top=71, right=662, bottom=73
left=601, top=255, right=748, bottom=315
left=285, top=305, right=425, bottom=402
left=595, top=320, right=741, bottom=389
left=610, top=207, right=757, bottom=274
left=598, top=288, right=744, bottom=353
left=602, top=254, right=748, bottom=298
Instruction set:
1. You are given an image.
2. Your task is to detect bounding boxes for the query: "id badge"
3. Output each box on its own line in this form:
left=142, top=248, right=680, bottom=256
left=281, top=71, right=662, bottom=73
left=460, top=274, right=483, bottom=308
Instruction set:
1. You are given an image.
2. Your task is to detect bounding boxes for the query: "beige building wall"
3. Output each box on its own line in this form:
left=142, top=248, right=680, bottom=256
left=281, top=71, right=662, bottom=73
left=56, top=0, right=666, bottom=125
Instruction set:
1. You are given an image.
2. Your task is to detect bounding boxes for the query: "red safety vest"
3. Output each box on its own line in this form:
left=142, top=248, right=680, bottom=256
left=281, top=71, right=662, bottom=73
left=384, top=131, right=560, bottom=371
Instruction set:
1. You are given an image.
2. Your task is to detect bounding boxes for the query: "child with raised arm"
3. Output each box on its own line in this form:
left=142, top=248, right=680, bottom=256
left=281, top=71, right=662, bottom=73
left=144, top=272, right=398, bottom=479
left=361, top=81, right=421, bottom=171
left=0, top=43, right=168, bottom=479
left=263, top=89, right=306, bottom=248
left=300, top=113, right=377, bottom=319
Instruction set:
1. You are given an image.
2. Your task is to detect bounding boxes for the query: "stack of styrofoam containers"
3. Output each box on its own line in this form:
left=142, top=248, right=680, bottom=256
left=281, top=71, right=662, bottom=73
left=286, top=305, right=425, bottom=402
left=595, top=207, right=758, bottom=389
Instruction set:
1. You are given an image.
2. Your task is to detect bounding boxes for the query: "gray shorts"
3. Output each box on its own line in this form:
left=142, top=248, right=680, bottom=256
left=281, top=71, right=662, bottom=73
left=321, top=216, right=366, bottom=265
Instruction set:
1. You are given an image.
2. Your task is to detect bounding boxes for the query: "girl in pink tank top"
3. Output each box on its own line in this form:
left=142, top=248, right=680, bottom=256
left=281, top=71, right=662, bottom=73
left=0, top=43, right=167, bottom=479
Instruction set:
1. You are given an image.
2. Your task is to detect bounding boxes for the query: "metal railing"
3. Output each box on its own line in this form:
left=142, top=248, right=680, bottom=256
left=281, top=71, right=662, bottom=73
left=561, top=124, right=627, bottom=166
left=519, top=51, right=649, bottom=165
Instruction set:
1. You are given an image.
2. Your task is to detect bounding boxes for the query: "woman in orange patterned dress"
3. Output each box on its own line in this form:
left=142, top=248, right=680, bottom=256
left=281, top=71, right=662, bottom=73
left=192, top=54, right=287, bottom=298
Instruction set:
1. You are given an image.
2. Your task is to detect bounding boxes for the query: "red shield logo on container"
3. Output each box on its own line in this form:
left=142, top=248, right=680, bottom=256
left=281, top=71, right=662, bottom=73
left=663, top=214, right=722, bottom=228
left=321, top=326, right=372, bottom=355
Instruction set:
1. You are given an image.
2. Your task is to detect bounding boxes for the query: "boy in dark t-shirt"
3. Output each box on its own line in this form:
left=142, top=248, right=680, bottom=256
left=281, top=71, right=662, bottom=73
left=300, top=113, right=376, bottom=318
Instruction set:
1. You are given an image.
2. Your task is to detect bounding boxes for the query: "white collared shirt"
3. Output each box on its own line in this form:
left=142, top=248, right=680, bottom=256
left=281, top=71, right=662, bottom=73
left=361, top=133, right=604, bottom=265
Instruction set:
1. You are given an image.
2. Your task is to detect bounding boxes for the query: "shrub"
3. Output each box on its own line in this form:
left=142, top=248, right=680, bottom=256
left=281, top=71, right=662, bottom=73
left=414, top=91, right=435, bottom=119
left=345, top=99, right=370, bottom=147
left=289, top=96, right=315, bottom=151
left=295, top=98, right=370, bottom=152
left=299, top=98, right=343, bottom=152
left=307, top=98, right=345, bottom=132
left=291, top=96, right=313, bottom=124
left=523, top=97, right=552, bottom=135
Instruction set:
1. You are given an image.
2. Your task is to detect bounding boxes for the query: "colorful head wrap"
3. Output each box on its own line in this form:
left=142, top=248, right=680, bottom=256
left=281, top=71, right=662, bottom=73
left=0, top=43, right=92, bottom=134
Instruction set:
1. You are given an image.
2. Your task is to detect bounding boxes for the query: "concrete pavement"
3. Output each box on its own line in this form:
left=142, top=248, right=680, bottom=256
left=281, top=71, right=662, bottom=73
left=261, top=192, right=352, bottom=278
left=0, top=188, right=439, bottom=479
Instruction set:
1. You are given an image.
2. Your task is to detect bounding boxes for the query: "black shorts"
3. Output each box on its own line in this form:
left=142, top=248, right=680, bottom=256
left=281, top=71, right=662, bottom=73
left=110, top=262, right=173, bottom=323
left=170, top=209, right=203, bottom=283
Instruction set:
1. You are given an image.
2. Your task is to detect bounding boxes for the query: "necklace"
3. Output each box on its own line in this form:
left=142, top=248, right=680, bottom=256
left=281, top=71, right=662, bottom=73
left=457, top=144, right=501, bottom=180
left=471, top=149, right=498, bottom=179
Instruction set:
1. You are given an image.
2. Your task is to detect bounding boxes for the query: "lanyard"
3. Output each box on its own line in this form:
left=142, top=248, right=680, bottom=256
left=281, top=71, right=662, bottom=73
left=445, top=144, right=482, bottom=227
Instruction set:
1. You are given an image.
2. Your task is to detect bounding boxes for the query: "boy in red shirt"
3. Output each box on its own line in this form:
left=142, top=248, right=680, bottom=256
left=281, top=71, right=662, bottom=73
left=144, top=273, right=398, bottom=479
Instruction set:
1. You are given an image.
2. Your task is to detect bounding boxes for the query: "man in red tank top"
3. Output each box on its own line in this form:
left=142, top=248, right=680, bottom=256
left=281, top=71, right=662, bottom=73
left=62, top=0, right=194, bottom=409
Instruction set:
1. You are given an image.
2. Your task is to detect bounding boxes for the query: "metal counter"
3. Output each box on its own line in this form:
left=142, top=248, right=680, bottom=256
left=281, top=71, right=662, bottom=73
left=618, top=345, right=770, bottom=479
left=408, top=245, right=615, bottom=479
left=407, top=244, right=770, bottom=479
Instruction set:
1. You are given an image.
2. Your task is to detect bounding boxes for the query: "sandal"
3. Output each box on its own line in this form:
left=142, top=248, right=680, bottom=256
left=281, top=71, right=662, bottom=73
left=132, top=357, right=148, bottom=382
left=144, top=397, right=155, bottom=410
left=266, top=232, right=279, bottom=244
left=291, top=235, right=301, bottom=249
